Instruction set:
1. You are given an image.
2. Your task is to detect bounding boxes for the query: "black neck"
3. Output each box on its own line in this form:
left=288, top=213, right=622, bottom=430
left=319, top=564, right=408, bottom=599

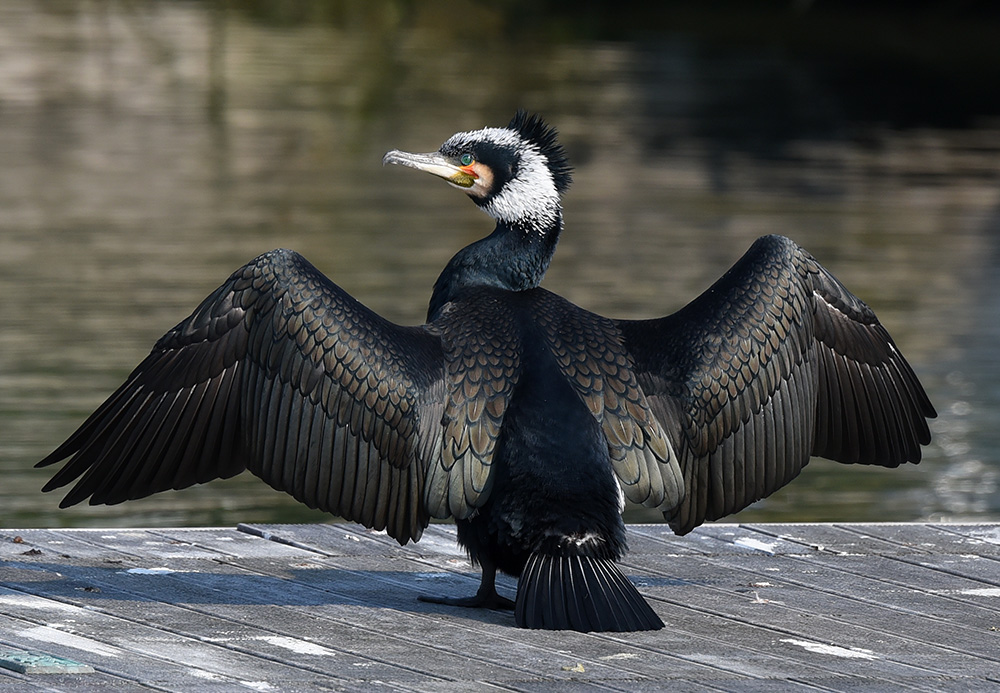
left=427, top=214, right=562, bottom=322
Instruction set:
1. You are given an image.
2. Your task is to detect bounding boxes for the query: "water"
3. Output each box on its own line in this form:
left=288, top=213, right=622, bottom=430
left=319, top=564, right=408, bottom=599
left=1, top=2, right=998, bottom=529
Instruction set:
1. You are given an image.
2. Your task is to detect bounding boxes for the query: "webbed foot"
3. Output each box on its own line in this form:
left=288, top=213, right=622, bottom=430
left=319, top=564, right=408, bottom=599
left=419, top=587, right=514, bottom=611
left=418, top=559, right=514, bottom=611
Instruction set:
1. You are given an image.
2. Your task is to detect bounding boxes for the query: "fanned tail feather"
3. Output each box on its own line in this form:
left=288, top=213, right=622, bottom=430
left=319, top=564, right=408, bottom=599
left=514, top=552, right=663, bottom=632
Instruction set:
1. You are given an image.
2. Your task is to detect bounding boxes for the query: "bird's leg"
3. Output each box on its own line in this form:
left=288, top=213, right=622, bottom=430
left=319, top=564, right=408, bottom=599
left=418, top=556, right=515, bottom=610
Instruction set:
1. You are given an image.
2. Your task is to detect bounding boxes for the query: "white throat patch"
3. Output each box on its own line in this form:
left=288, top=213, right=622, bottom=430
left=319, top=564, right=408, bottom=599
left=444, top=127, right=562, bottom=235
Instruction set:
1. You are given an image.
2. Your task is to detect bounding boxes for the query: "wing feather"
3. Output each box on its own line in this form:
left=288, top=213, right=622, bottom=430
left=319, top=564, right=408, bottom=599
left=618, top=235, right=935, bottom=535
left=38, top=249, right=445, bottom=544
left=530, top=290, right=684, bottom=510
left=425, top=293, right=520, bottom=519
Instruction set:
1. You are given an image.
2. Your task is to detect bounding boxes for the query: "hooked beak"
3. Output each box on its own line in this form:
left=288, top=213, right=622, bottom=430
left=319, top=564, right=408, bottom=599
left=382, top=150, right=478, bottom=189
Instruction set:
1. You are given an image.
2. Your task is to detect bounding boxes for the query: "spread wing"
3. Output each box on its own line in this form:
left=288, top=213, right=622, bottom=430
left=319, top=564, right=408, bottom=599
left=617, top=235, right=936, bottom=535
left=37, top=249, right=446, bottom=544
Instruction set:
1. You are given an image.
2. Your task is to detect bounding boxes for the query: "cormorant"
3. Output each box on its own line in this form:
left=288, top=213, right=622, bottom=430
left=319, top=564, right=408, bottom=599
left=38, top=111, right=936, bottom=633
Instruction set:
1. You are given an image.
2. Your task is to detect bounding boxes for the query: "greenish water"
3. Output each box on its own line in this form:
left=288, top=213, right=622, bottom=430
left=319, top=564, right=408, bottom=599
left=1, top=1, right=998, bottom=530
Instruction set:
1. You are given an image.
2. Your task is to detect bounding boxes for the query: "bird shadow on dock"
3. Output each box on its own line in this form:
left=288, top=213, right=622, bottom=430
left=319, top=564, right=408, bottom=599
left=1, top=555, right=688, bottom=629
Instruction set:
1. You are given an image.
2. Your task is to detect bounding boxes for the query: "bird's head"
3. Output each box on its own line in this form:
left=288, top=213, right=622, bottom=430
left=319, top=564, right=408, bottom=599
left=383, top=110, right=572, bottom=232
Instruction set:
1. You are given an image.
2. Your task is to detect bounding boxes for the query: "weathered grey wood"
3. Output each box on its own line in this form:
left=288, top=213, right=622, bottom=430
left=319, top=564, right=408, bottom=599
left=2, top=524, right=998, bottom=692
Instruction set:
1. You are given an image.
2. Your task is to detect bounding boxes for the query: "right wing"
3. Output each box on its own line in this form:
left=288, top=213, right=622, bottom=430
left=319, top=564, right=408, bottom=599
left=618, top=235, right=936, bottom=535
left=37, top=249, right=446, bottom=544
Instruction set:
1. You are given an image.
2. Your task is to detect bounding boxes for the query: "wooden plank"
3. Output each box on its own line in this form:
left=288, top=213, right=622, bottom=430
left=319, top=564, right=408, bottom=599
left=245, top=523, right=1000, bottom=689
left=166, top=533, right=734, bottom=686
left=798, top=552, right=1000, bottom=615
left=937, top=523, right=1000, bottom=550
left=661, top=524, right=815, bottom=556
left=732, top=523, right=936, bottom=556
left=0, top=667, right=147, bottom=693
left=235, top=525, right=908, bottom=686
left=3, top=524, right=999, bottom=691
left=0, top=532, right=433, bottom=690
left=2, top=565, right=451, bottom=688
left=226, top=526, right=848, bottom=685
left=644, top=551, right=1000, bottom=667
left=0, top=607, right=274, bottom=692
left=76, top=530, right=546, bottom=685
left=630, top=530, right=1000, bottom=684
left=5, top=529, right=667, bottom=688
left=836, top=523, right=1000, bottom=556
left=0, top=649, right=94, bottom=674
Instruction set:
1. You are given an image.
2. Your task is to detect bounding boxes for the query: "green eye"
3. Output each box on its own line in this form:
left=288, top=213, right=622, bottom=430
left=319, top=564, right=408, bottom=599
left=460, top=153, right=474, bottom=166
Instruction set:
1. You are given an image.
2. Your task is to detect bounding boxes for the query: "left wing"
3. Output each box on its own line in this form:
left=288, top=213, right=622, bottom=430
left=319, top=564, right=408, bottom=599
left=617, top=235, right=936, bottom=535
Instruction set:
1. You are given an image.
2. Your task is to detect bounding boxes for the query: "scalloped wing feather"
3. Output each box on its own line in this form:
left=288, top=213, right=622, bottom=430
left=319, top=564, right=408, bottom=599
left=530, top=291, right=684, bottom=511
left=617, top=235, right=935, bottom=535
left=38, top=249, right=445, bottom=545
left=423, top=294, right=521, bottom=519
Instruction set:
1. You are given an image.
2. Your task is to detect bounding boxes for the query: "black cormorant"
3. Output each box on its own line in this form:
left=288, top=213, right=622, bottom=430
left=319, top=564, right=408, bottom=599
left=38, top=111, right=936, bottom=633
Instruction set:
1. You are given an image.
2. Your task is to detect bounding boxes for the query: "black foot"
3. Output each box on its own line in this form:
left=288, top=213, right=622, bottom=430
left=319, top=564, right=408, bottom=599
left=419, top=589, right=515, bottom=611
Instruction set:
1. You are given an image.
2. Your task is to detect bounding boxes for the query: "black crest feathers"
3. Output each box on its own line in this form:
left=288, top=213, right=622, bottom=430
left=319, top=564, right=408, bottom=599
left=508, top=110, right=573, bottom=195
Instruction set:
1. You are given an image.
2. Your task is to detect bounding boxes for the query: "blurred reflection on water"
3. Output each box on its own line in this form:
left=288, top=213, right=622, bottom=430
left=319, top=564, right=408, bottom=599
left=1, top=2, right=998, bottom=528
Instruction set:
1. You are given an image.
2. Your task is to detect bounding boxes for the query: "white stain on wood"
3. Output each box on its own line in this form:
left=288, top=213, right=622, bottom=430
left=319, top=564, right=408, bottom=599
left=781, top=639, right=878, bottom=660
left=959, top=587, right=1000, bottom=597
left=17, top=625, right=121, bottom=658
left=256, top=636, right=338, bottom=657
left=734, top=536, right=779, bottom=553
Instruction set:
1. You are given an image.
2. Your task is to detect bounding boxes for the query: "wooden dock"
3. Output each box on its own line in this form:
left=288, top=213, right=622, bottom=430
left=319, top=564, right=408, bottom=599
left=1, top=522, right=998, bottom=691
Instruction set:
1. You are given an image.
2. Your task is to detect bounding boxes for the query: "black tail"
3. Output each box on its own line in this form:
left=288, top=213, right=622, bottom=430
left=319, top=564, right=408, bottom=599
left=514, top=552, right=663, bottom=632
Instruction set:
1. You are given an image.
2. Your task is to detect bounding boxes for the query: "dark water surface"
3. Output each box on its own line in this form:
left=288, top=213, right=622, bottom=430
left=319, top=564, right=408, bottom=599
left=1, top=2, right=998, bottom=529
